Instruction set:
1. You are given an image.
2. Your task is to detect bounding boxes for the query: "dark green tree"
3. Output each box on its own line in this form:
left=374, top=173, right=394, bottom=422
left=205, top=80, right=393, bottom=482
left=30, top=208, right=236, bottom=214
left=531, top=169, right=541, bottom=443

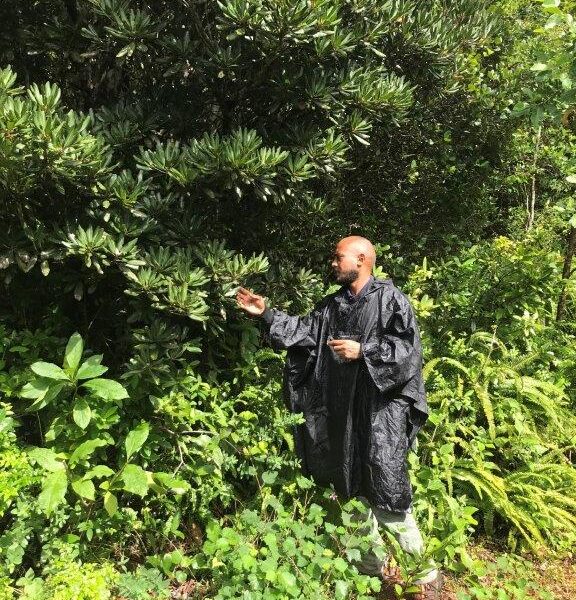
left=0, top=0, right=497, bottom=378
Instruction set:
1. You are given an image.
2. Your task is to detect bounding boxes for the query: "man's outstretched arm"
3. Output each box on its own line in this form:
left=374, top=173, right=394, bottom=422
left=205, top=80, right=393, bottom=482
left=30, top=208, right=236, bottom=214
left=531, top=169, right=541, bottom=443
left=236, top=287, right=320, bottom=350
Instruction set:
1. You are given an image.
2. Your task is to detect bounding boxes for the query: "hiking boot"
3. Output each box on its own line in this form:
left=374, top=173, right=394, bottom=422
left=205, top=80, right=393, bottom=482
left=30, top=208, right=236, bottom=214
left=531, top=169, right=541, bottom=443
left=377, top=564, right=403, bottom=599
left=406, top=572, right=444, bottom=600
left=380, top=564, right=403, bottom=585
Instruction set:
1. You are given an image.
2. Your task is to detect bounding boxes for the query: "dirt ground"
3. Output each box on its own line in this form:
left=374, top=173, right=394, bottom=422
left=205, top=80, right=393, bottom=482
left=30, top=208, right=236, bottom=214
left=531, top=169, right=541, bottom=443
left=447, top=546, right=576, bottom=600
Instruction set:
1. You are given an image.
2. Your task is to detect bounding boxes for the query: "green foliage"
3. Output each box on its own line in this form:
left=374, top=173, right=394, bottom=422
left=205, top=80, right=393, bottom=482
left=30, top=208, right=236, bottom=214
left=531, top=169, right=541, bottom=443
left=456, top=554, right=554, bottom=600
left=18, top=551, right=118, bottom=600
left=114, top=566, right=170, bottom=600
left=193, top=490, right=382, bottom=600
left=0, top=0, right=576, bottom=598
left=19, top=334, right=165, bottom=518
left=0, top=403, right=35, bottom=517
left=410, top=233, right=576, bottom=554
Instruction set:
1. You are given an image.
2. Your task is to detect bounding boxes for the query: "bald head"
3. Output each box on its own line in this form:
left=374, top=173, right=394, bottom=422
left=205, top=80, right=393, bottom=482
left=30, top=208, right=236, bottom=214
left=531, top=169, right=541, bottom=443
left=331, top=236, right=376, bottom=286
left=337, top=236, right=376, bottom=269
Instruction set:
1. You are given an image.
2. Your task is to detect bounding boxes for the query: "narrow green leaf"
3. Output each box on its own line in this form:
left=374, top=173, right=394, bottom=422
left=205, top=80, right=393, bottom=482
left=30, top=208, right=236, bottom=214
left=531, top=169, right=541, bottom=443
left=125, top=422, right=149, bottom=460
left=31, top=362, right=69, bottom=380
left=84, top=465, right=115, bottom=479
left=77, top=355, right=108, bottom=380
left=121, top=464, right=149, bottom=497
left=72, top=478, right=95, bottom=500
left=82, top=378, right=129, bottom=400
left=64, top=332, right=84, bottom=374
left=73, top=399, right=92, bottom=429
left=103, top=491, right=118, bottom=516
left=38, top=470, right=68, bottom=515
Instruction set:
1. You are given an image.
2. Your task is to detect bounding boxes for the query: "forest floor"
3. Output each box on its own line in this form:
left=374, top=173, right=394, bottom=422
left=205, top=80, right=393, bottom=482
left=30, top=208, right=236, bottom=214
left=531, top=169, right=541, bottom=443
left=165, top=545, right=576, bottom=600
left=446, top=545, right=576, bottom=600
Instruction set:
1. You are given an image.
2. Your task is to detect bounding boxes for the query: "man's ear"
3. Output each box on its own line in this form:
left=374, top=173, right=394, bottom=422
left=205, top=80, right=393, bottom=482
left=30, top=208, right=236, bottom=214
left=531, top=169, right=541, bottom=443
left=357, top=253, right=365, bottom=266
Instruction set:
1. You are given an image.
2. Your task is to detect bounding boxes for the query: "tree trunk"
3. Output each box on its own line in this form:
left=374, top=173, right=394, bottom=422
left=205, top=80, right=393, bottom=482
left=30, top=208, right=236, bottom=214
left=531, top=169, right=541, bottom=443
left=556, top=226, right=576, bottom=321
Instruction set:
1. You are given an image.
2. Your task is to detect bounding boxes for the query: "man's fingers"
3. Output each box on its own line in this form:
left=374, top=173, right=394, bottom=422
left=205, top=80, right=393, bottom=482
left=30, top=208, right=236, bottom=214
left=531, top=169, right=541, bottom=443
left=237, top=290, right=258, bottom=304
left=238, top=288, right=262, bottom=302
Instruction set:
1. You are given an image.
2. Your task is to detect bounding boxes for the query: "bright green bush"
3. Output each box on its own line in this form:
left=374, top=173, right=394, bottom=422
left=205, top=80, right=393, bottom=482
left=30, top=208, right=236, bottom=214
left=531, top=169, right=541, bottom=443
left=193, top=487, right=382, bottom=600
left=18, top=555, right=118, bottom=600
left=0, top=404, right=35, bottom=517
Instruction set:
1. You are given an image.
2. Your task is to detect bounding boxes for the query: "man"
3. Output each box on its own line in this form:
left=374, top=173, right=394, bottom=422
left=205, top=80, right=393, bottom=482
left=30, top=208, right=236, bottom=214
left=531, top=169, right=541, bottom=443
left=236, top=236, right=442, bottom=599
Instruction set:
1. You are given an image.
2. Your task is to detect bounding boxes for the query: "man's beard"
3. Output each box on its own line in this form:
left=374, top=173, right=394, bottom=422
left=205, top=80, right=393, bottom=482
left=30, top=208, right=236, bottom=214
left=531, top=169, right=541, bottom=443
left=334, top=268, right=359, bottom=286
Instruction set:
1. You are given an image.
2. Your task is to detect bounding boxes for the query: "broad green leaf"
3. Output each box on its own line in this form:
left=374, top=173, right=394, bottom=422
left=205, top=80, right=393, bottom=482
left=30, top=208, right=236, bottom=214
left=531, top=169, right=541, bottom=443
left=125, top=422, right=149, bottom=460
left=31, top=362, right=69, bottom=381
left=84, top=464, right=115, bottom=479
left=73, top=399, right=92, bottom=429
left=64, top=332, right=84, bottom=374
left=566, top=174, right=576, bottom=184
left=26, top=379, right=67, bottom=412
left=278, top=571, right=297, bottom=589
left=38, top=470, right=68, bottom=515
left=103, top=491, right=118, bottom=516
left=69, top=438, right=109, bottom=466
left=21, top=378, right=51, bottom=399
left=121, top=464, right=149, bottom=497
left=72, top=478, right=95, bottom=500
left=77, top=355, right=108, bottom=380
left=333, top=557, right=348, bottom=572
left=28, top=447, right=65, bottom=472
left=346, top=548, right=361, bottom=562
left=82, top=378, right=129, bottom=400
left=153, top=472, right=190, bottom=495
left=542, top=0, right=560, bottom=7
left=335, top=580, right=350, bottom=600
left=43, top=381, right=67, bottom=403
left=262, top=471, right=277, bottom=485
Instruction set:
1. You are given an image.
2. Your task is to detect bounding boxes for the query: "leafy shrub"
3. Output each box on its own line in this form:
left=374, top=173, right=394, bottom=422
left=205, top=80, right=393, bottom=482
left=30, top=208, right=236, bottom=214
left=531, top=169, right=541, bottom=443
left=17, top=553, right=118, bottom=600
left=0, top=403, right=35, bottom=518
left=114, top=566, right=170, bottom=600
left=408, top=233, right=576, bottom=553
left=457, top=554, right=554, bottom=600
left=193, top=485, right=382, bottom=600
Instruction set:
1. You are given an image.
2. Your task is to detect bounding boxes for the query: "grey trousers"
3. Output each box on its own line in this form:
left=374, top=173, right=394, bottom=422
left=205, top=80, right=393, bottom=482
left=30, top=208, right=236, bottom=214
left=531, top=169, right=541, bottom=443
left=354, top=497, right=438, bottom=585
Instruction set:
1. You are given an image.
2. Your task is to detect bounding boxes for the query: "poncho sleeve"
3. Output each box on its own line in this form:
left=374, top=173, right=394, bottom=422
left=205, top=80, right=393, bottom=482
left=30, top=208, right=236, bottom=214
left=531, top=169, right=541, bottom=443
left=261, top=303, right=324, bottom=351
left=361, top=292, right=422, bottom=393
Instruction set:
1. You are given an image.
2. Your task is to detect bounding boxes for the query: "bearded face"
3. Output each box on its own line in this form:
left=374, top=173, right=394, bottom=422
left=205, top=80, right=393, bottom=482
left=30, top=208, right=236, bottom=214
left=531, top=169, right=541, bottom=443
left=333, top=267, right=359, bottom=285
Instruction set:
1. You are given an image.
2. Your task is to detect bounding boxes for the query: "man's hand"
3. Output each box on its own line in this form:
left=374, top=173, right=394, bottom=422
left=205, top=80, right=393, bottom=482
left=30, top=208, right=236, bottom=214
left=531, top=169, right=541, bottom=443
left=236, top=287, right=266, bottom=316
left=327, top=339, right=362, bottom=361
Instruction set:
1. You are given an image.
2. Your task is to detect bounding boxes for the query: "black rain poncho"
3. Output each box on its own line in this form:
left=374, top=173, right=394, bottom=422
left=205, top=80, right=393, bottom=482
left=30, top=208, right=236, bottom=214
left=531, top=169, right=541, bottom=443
left=263, top=278, right=428, bottom=512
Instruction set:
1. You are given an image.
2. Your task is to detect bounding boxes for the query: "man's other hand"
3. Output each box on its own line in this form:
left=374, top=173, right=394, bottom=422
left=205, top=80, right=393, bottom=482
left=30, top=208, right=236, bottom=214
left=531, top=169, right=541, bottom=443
left=327, top=339, right=361, bottom=361
left=237, top=287, right=266, bottom=316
